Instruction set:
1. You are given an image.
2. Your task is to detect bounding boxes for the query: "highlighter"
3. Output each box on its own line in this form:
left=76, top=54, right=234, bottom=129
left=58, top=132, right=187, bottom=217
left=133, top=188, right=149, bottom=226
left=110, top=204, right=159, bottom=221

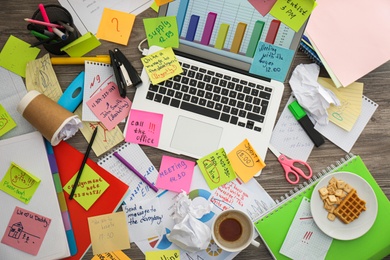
left=288, top=100, right=325, bottom=147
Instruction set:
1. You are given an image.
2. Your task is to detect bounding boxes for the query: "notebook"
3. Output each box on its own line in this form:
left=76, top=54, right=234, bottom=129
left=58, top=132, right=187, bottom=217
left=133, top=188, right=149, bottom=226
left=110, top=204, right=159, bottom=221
left=299, top=35, right=322, bottom=66
left=0, top=131, right=70, bottom=259
left=254, top=154, right=390, bottom=259
left=131, top=0, right=306, bottom=170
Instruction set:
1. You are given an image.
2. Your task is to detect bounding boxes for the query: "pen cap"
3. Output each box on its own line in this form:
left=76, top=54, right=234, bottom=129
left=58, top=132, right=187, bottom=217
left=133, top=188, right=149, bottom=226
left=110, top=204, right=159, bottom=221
left=288, top=100, right=307, bottom=120
left=31, top=5, right=78, bottom=55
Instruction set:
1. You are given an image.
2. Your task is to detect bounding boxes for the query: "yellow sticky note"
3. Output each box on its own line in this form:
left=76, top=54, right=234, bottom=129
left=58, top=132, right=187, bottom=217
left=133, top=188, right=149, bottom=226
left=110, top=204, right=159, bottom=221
left=96, top=8, right=136, bottom=46
left=0, top=104, right=16, bottom=137
left=151, top=2, right=159, bottom=12
left=145, top=250, right=180, bottom=260
left=228, top=139, right=265, bottom=183
left=92, top=251, right=131, bottom=260
left=154, top=0, right=174, bottom=7
left=88, top=212, right=131, bottom=255
left=141, top=47, right=183, bottom=85
left=63, top=164, right=109, bottom=210
left=270, top=0, right=316, bottom=32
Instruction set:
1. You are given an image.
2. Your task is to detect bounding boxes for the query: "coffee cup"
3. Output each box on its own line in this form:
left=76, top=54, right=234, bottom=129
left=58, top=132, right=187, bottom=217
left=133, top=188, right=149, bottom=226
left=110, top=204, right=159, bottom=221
left=211, top=209, right=260, bottom=252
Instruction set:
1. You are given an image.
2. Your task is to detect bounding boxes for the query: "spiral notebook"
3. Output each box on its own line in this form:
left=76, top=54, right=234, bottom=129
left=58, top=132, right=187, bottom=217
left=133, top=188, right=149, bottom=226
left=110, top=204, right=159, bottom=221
left=254, top=154, right=390, bottom=259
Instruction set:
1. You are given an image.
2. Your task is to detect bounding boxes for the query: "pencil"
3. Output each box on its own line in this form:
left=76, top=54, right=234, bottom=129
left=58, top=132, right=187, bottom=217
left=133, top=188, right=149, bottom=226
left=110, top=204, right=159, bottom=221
left=24, top=18, right=65, bottom=29
left=69, top=126, right=99, bottom=199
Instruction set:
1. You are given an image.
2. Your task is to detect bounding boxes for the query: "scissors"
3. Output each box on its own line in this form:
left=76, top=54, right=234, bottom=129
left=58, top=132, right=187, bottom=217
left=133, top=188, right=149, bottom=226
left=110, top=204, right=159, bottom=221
left=268, top=144, right=313, bottom=184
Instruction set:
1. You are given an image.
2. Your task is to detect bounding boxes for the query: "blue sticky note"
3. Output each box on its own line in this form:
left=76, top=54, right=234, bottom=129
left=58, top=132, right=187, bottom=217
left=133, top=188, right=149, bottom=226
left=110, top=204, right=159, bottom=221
left=249, top=42, right=294, bottom=82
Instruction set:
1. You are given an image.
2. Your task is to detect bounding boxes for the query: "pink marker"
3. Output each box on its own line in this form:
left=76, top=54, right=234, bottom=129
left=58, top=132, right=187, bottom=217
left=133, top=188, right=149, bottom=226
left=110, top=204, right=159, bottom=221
left=38, top=4, right=53, bottom=32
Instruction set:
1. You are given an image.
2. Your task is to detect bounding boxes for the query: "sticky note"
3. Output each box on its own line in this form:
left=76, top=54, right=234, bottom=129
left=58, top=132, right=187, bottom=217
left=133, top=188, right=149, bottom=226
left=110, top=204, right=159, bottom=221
left=249, top=42, right=294, bottom=82
left=143, top=16, right=179, bottom=48
left=96, top=8, right=136, bottom=46
left=141, top=47, right=183, bottom=85
left=1, top=206, right=51, bottom=255
left=87, top=82, right=132, bottom=130
left=91, top=251, right=131, bottom=260
left=151, top=2, right=160, bottom=12
left=63, top=164, right=109, bottom=210
left=0, top=162, right=41, bottom=204
left=146, top=249, right=180, bottom=260
left=88, top=212, right=130, bottom=255
left=248, top=0, right=277, bottom=16
left=0, top=35, right=40, bottom=78
left=0, top=104, right=16, bottom=136
left=60, top=32, right=101, bottom=57
left=154, top=0, right=174, bottom=7
left=270, top=0, right=316, bottom=32
left=156, top=155, right=195, bottom=193
left=125, top=109, right=163, bottom=147
left=228, top=139, right=265, bottom=183
left=197, top=148, right=236, bottom=190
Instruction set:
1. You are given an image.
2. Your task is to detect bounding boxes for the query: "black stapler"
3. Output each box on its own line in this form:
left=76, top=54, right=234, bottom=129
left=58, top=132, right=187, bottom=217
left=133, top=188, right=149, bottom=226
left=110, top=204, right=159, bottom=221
left=109, top=48, right=142, bottom=97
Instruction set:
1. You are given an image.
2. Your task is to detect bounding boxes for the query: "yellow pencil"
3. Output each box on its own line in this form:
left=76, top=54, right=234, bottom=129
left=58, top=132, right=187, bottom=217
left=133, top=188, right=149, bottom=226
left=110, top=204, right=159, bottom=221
left=50, top=55, right=111, bottom=65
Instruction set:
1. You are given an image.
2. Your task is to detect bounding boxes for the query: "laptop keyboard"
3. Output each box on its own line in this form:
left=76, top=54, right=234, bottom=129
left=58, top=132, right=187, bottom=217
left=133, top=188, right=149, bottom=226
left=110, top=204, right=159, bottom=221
left=146, top=61, right=273, bottom=132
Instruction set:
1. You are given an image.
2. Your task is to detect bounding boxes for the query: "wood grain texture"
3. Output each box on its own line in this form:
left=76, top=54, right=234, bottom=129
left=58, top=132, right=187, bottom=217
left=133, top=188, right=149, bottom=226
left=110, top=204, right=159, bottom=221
left=1, top=1, right=389, bottom=259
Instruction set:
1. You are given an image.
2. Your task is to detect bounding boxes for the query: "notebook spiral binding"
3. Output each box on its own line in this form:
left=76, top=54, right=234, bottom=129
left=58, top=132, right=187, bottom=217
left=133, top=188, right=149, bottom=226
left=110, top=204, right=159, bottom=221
left=97, top=142, right=132, bottom=165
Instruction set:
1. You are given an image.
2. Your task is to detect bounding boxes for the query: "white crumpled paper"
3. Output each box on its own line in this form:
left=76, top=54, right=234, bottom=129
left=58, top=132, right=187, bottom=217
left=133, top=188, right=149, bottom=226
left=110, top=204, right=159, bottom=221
left=167, top=192, right=213, bottom=252
left=289, top=63, right=340, bottom=125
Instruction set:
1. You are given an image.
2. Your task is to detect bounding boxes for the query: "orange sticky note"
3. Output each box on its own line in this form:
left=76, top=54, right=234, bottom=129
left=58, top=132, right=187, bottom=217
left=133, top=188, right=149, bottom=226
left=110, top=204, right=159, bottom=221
left=96, top=8, right=136, bottom=45
left=154, top=0, right=173, bottom=6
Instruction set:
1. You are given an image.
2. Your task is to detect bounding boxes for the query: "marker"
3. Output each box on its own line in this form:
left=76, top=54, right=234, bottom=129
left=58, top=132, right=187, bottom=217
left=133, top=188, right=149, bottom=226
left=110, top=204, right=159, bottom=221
left=52, top=27, right=67, bottom=40
left=58, top=21, right=75, bottom=32
left=38, top=4, right=53, bottom=32
left=24, top=18, right=65, bottom=29
left=30, top=30, right=50, bottom=40
left=50, top=55, right=111, bottom=65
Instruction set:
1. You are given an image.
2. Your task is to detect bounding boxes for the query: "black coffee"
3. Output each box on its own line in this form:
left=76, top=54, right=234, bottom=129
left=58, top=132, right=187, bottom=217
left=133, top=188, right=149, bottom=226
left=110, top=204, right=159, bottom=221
left=219, top=218, right=242, bottom=241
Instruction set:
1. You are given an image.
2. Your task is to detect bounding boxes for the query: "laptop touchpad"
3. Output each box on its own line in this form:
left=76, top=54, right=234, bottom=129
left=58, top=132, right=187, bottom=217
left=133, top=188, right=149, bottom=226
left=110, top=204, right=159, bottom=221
left=171, top=116, right=223, bottom=157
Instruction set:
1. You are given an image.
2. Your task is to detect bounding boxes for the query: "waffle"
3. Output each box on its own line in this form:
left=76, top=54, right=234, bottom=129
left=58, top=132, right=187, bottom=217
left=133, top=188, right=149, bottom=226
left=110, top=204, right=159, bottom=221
left=333, top=189, right=366, bottom=224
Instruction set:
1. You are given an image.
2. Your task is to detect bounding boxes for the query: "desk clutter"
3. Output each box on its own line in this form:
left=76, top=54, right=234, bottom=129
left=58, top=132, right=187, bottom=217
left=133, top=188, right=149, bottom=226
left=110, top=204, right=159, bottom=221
left=0, top=1, right=389, bottom=260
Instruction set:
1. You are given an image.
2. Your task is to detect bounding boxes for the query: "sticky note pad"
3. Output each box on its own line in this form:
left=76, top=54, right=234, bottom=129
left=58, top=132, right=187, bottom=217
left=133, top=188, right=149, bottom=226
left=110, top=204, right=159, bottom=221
left=60, top=32, right=101, bottom=57
left=96, top=8, right=136, bottom=46
left=146, top=249, right=180, bottom=260
left=143, top=16, right=179, bottom=48
left=0, top=104, right=16, bottom=136
left=0, top=35, right=40, bottom=77
left=0, top=162, right=41, bottom=204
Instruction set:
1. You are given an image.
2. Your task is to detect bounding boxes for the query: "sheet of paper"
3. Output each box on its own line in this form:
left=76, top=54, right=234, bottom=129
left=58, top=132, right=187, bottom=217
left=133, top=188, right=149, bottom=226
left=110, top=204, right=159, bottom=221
left=141, top=47, right=183, bottom=85
left=143, top=16, right=179, bottom=48
left=1, top=206, right=51, bottom=256
left=0, top=35, right=40, bottom=78
left=248, top=0, right=277, bottom=16
left=156, top=155, right=196, bottom=193
left=0, top=104, right=16, bottom=137
left=280, top=197, right=333, bottom=259
left=92, top=251, right=131, bottom=260
left=58, top=0, right=153, bottom=35
left=125, top=109, right=163, bottom=147
left=249, top=42, right=294, bottom=82
left=60, top=32, right=101, bottom=57
left=146, top=249, right=180, bottom=259
left=270, top=95, right=314, bottom=161
left=88, top=212, right=131, bottom=255
left=96, top=8, right=136, bottom=45
left=87, top=82, right=132, bottom=130
left=228, top=139, right=265, bottom=183
left=63, top=164, right=110, bottom=210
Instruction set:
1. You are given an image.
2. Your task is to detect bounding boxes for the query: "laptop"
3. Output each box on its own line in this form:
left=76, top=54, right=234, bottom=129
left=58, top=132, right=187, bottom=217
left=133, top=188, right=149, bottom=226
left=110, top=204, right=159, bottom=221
left=131, top=0, right=305, bottom=174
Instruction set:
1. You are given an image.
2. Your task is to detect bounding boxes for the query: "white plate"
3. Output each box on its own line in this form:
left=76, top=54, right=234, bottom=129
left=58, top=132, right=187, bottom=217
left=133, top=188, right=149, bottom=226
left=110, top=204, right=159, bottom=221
left=310, top=172, right=378, bottom=240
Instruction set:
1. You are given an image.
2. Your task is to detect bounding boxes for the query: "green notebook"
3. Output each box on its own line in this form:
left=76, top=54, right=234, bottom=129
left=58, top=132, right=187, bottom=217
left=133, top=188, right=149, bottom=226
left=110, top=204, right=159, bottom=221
left=254, top=154, right=390, bottom=259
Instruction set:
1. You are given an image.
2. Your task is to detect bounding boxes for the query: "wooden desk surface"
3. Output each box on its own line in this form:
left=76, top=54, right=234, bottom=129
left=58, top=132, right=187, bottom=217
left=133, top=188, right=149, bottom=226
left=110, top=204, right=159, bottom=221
left=1, top=1, right=389, bottom=259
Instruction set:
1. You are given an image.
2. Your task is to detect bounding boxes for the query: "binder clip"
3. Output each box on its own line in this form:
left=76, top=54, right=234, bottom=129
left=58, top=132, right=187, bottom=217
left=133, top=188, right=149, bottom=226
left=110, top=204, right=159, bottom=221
left=109, top=48, right=142, bottom=97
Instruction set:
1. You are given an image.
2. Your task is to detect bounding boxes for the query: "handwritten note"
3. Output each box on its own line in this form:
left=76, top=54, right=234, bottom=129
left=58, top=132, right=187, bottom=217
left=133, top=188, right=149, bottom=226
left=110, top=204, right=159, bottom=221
left=228, top=139, right=265, bottom=183
left=141, top=47, right=183, bottom=85
left=91, top=251, right=131, bottom=260
left=0, top=35, right=40, bottom=78
left=122, top=197, right=164, bottom=243
left=156, top=155, right=195, bottom=193
left=249, top=42, right=294, bottom=82
left=146, top=249, right=180, bottom=260
left=87, top=82, right=132, bottom=130
left=270, top=0, right=316, bottom=32
left=197, top=148, right=236, bottom=190
left=96, top=8, right=136, bottom=45
left=125, top=109, right=163, bottom=147
left=0, top=162, right=40, bottom=204
left=0, top=104, right=16, bottom=137
left=63, top=164, right=110, bottom=210
left=248, top=0, right=277, bottom=16
left=88, top=211, right=131, bottom=255
left=1, top=206, right=51, bottom=255
left=143, top=16, right=179, bottom=48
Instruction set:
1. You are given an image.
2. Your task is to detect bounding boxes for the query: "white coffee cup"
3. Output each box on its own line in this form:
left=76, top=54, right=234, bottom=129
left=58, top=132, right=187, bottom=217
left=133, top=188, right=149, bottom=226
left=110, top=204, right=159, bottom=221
left=211, top=209, right=260, bottom=252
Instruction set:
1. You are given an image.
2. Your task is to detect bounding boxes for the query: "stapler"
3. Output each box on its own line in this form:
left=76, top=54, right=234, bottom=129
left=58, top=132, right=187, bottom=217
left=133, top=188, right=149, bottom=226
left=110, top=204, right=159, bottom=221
left=109, top=48, right=142, bottom=97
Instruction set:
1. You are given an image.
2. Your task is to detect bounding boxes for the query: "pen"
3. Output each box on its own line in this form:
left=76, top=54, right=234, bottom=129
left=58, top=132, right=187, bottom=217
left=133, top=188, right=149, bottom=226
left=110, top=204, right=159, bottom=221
left=50, top=55, right=111, bottom=65
left=58, top=21, right=75, bottom=32
left=69, top=126, right=99, bottom=200
left=38, top=3, right=53, bottom=32
left=24, top=18, right=65, bottom=29
left=113, top=151, right=159, bottom=193
left=52, top=27, right=67, bottom=40
left=30, top=30, right=50, bottom=40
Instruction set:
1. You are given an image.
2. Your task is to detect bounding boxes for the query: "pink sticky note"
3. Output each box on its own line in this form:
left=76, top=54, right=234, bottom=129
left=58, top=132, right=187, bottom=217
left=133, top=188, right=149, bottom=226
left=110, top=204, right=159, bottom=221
left=156, top=155, right=195, bottom=193
left=248, top=0, right=277, bottom=16
left=87, top=82, right=132, bottom=130
left=125, top=109, right=163, bottom=147
left=1, top=206, right=51, bottom=255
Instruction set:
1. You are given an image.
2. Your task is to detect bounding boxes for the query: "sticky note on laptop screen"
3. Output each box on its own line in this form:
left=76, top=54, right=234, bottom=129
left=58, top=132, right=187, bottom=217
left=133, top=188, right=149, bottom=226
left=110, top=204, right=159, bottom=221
left=143, top=16, right=179, bottom=48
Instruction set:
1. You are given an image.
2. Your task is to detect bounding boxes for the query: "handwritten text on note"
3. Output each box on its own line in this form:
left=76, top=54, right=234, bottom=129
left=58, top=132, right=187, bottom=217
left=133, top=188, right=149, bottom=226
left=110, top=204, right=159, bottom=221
left=145, top=249, right=180, bottom=260
left=0, top=104, right=16, bottom=137
left=143, top=16, right=179, bottom=48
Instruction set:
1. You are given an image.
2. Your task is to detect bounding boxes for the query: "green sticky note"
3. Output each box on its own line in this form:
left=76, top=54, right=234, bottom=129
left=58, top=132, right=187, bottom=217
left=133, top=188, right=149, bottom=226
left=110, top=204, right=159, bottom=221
left=0, top=162, right=41, bottom=204
left=60, top=32, right=101, bottom=57
left=63, top=164, right=109, bottom=210
left=197, top=148, right=236, bottom=190
left=0, top=35, right=40, bottom=77
left=143, top=16, right=179, bottom=48
left=0, top=104, right=17, bottom=137
left=270, top=0, right=316, bottom=32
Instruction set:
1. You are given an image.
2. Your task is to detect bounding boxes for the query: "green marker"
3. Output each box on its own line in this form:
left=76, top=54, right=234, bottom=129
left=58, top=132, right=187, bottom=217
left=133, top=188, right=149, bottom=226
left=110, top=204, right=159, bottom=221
left=30, top=30, right=50, bottom=40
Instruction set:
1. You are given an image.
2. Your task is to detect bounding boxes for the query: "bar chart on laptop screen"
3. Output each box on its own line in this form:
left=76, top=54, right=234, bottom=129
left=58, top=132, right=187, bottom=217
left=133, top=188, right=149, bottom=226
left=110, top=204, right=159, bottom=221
left=168, top=0, right=295, bottom=58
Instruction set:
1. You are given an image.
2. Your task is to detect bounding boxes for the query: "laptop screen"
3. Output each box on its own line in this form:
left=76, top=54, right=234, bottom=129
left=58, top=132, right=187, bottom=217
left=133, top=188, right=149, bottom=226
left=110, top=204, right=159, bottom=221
left=159, top=0, right=305, bottom=78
